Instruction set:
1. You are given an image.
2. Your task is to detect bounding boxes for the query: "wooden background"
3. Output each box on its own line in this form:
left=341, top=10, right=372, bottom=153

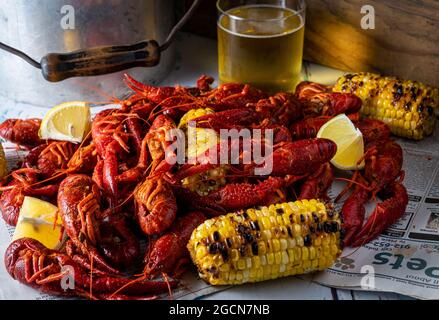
left=182, top=0, right=439, bottom=87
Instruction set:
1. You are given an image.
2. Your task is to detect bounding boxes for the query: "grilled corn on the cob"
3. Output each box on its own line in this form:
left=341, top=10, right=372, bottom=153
left=188, top=199, right=342, bottom=285
left=178, top=108, right=227, bottom=196
left=334, top=72, right=439, bottom=140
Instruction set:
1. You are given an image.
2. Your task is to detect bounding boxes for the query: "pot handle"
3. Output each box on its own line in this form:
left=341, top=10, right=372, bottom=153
left=0, top=0, right=202, bottom=82
left=40, top=40, right=160, bottom=82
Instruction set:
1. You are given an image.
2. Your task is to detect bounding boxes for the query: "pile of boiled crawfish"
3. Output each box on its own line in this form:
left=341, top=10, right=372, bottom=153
left=0, top=75, right=408, bottom=299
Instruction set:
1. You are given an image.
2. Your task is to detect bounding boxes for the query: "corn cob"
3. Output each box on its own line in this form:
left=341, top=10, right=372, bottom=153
left=178, top=108, right=227, bottom=196
left=334, top=72, right=439, bottom=140
left=188, top=199, right=342, bottom=285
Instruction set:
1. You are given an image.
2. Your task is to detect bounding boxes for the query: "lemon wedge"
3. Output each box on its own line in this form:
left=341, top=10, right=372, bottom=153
left=39, top=101, right=91, bottom=143
left=12, top=197, right=65, bottom=250
left=0, top=143, right=7, bottom=179
left=317, top=114, right=365, bottom=170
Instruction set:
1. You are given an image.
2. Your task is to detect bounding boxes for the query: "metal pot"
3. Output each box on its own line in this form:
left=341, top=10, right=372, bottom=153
left=0, top=0, right=177, bottom=107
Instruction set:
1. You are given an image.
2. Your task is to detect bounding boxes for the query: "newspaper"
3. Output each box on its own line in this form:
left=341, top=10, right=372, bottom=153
left=1, top=104, right=438, bottom=300
left=314, top=129, right=439, bottom=300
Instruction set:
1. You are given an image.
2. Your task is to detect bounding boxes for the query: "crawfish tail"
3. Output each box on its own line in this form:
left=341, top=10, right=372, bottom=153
left=144, top=211, right=206, bottom=277
left=267, top=139, right=337, bottom=177
left=206, top=176, right=286, bottom=211
left=357, top=119, right=391, bottom=145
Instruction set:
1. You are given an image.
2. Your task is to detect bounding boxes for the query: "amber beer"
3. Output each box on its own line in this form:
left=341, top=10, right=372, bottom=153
left=218, top=5, right=305, bottom=93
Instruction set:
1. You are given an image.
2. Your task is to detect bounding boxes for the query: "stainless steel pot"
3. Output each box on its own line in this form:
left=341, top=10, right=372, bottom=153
left=0, top=0, right=180, bottom=107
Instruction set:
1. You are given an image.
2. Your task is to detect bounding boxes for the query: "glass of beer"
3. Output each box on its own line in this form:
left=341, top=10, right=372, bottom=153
left=217, top=0, right=306, bottom=93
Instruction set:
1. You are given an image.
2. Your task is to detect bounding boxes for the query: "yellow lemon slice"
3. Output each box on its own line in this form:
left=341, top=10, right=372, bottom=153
left=39, top=101, right=91, bottom=143
left=0, top=143, right=7, bottom=179
left=12, top=197, right=65, bottom=250
left=317, top=114, right=365, bottom=170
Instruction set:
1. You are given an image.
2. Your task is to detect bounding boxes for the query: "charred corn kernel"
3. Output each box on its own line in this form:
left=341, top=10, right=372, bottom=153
left=334, top=72, right=438, bottom=140
left=188, top=200, right=342, bottom=285
left=179, top=108, right=227, bottom=195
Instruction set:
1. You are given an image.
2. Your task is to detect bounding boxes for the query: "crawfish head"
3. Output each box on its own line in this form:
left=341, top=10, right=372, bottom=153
left=253, top=92, right=303, bottom=126
left=36, top=141, right=78, bottom=177
left=0, top=118, right=42, bottom=148
left=5, top=238, right=81, bottom=295
left=0, top=170, right=58, bottom=226
left=364, top=140, right=403, bottom=192
left=58, top=174, right=101, bottom=243
left=134, top=177, right=177, bottom=236
left=0, top=181, right=27, bottom=226
left=67, top=143, right=98, bottom=174
left=205, top=83, right=268, bottom=110
left=98, top=214, right=141, bottom=269
left=91, top=108, right=129, bottom=157
left=145, top=115, right=177, bottom=175
left=58, top=174, right=123, bottom=275
left=295, top=81, right=331, bottom=101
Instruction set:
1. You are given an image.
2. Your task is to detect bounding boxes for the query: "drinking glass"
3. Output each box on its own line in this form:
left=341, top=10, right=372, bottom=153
left=217, top=0, right=306, bottom=93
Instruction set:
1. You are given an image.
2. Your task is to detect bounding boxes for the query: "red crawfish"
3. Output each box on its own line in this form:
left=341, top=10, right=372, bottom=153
left=254, top=139, right=337, bottom=177
left=174, top=177, right=287, bottom=216
left=340, top=139, right=406, bottom=247
left=290, top=113, right=360, bottom=141
left=124, top=74, right=203, bottom=119
left=0, top=169, right=58, bottom=226
left=0, top=118, right=43, bottom=148
left=5, top=238, right=176, bottom=300
left=350, top=182, right=408, bottom=247
left=356, top=118, right=391, bottom=145
left=57, top=174, right=139, bottom=274
left=144, top=211, right=206, bottom=278
left=295, top=81, right=362, bottom=117
left=124, top=74, right=267, bottom=119
left=91, top=107, right=147, bottom=206
left=142, top=114, right=178, bottom=176
left=191, top=92, right=302, bottom=131
left=134, top=177, right=177, bottom=236
left=298, top=163, right=334, bottom=201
